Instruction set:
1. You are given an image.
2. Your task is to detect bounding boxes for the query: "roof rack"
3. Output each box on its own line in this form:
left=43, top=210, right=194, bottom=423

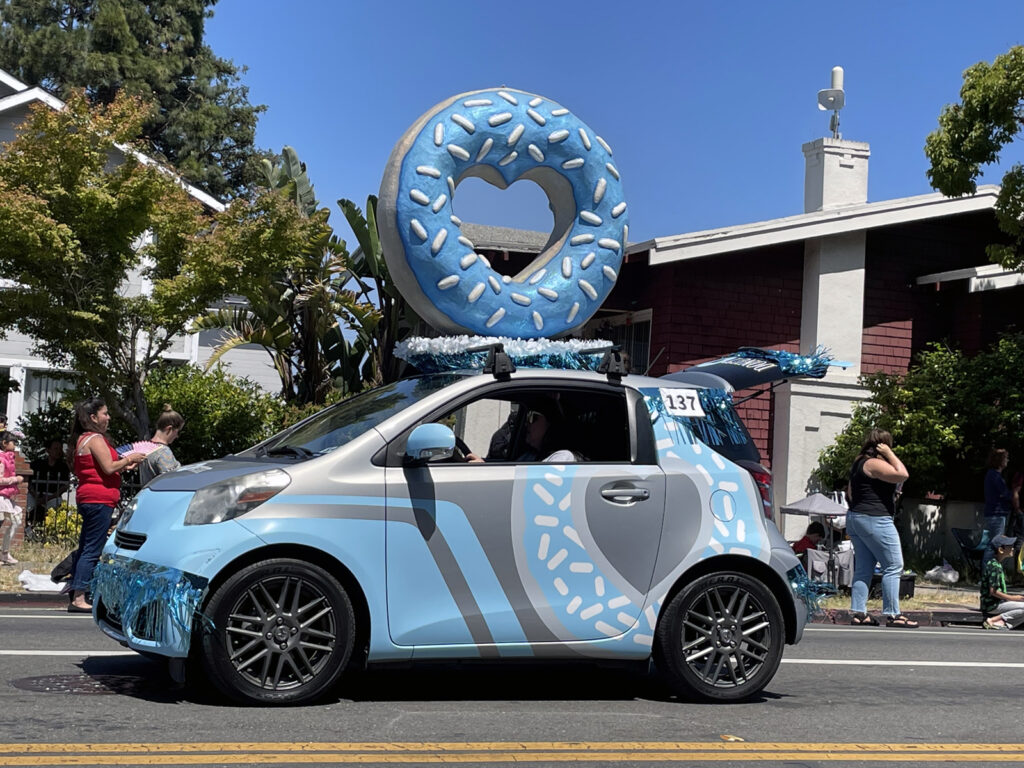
left=581, top=344, right=628, bottom=384
left=466, top=341, right=516, bottom=380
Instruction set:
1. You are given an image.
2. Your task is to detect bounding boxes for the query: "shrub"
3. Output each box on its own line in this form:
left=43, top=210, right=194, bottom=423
left=31, top=502, right=81, bottom=548
left=15, top=399, right=76, bottom=461
left=142, top=365, right=284, bottom=465
left=817, top=334, right=1024, bottom=499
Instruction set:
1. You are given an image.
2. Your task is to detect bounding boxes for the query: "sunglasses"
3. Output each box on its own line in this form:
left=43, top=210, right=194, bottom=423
left=526, top=410, right=545, bottom=425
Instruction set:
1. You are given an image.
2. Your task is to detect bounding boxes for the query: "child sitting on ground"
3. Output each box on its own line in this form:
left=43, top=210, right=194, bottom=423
left=980, top=534, right=1024, bottom=630
left=0, top=430, right=25, bottom=565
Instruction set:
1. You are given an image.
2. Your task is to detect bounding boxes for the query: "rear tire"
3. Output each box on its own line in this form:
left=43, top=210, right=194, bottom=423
left=200, top=558, right=356, bottom=705
left=654, top=571, right=784, bottom=702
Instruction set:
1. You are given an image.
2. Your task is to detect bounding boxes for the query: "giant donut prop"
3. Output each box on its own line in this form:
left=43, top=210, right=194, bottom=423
left=379, top=88, right=628, bottom=338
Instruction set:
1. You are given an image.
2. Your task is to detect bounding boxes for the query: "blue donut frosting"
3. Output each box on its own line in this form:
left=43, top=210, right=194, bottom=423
left=385, top=88, right=628, bottom=338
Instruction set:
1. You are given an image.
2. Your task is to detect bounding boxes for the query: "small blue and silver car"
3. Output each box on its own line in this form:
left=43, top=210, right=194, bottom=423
left=93, top=348, right=823, bottom=705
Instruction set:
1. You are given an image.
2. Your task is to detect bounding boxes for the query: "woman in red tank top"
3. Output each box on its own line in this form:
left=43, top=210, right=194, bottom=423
left=67, top=397, right=145, bottom=613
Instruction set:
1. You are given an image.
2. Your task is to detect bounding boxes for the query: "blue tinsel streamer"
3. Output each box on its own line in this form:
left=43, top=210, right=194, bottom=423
left=729, top=346, right=837, bottom=379
left=788, top=564, right=835, bottom=622
left=92, top=555, right=209, bottom=656
left=643, top=388, right=750, bottom=448
left=405, top=350, right=605, bottom=373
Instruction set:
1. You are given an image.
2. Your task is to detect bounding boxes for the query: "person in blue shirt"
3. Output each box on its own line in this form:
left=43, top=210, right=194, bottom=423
left=983, top=449, right=1012, bottom=564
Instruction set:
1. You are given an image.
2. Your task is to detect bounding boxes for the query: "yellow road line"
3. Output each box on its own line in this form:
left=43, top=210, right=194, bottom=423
left=2, top=750, right=1024, bottom=765
left=3, top=743, right=1022, bottom=754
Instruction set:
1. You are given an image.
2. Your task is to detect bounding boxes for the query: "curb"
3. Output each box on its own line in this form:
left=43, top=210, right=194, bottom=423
left=811, top=607, right=984, bottom=628
left=0, top=591, right=67, bottom=606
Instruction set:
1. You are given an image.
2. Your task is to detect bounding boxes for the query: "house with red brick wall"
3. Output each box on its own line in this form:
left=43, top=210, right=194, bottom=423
left=606, top=136, right=1022, bottom=538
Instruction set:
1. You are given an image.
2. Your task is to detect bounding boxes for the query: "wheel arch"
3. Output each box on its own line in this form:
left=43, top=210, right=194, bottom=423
left=197, top=543, right=371, bottom=667
left=659, top=555, right=799, bottom=644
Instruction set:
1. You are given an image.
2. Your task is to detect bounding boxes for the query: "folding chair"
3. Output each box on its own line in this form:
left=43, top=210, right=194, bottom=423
left=951, top=527, right=986, bottom=582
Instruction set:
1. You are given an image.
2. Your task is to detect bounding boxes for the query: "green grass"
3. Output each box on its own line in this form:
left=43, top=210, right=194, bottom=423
left=0, top=539, right=70, bottom=592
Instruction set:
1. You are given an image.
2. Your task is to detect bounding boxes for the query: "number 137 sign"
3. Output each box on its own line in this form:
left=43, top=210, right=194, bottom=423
left=658, top=388, right=706, bottom=418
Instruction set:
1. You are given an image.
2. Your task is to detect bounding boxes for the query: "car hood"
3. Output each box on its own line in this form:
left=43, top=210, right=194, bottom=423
left=145, top=458, right=284, bottom=492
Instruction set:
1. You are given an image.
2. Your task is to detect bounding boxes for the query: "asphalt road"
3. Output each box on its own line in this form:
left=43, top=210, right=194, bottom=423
left=2, top=608, right=1023, bottom=766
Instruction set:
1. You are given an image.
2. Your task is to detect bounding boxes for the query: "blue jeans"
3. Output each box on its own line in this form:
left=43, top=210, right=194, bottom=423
left=847, top=511, right=904, bottom=617
left=70, top=503, right=114, bottom=592
left=983, top=515, right=1007, bottom=565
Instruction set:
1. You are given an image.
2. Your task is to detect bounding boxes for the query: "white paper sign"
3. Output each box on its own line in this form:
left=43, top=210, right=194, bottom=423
left=658, top=388, right=706, bottom=418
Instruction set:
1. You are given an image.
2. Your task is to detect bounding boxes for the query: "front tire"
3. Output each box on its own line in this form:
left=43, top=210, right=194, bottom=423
left=654, top=571, right=784, bottom=702
left=200, top=558, right=356, bottom=705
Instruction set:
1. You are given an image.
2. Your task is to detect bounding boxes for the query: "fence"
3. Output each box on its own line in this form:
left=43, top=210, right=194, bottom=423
left=24, top=473, right=144, bottom=548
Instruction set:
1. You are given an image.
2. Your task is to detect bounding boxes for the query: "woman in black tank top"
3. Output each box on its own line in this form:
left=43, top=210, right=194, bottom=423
left=846, top=429, right=917, bottom=628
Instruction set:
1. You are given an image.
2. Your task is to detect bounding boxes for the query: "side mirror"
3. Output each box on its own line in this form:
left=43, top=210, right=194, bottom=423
left=405, top=423, right=455, bottom=464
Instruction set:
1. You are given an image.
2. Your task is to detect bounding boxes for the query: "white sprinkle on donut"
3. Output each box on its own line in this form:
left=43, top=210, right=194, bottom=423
left=433, top=123, right=444, bottom=146
left=611, top=202, right=627, bottom=218
left=447, top=176, right=455, bottom=197
left=552, top=108, right=569, bottom=116
left=432, top=194, right=447, bottom=213
left=527, top=108, right=546, bottom=126
left=578, top=279, right=598, bottom=300
left=486, top=308, right=506, bottom=327
left=529, top=97, right=543, bottom=107
left=488, top=276, right=502, bottom=294
left=580, top=211, right=602, bottom=225
left=548, top=129, right=570, bottom=143
left=431, top=228, right=448, bottom=254
left=410, top=219, right=427, bottom=241
left=561, top=158, right=584, bottom=169
left=489, top=112, right=513, bottom=126
left=606, top=162, right=620, bottom=180
left=593, top=178, right=607, bottom=205
left=468, top=282, right=485, bottom=302
left=581, top=252, right=596, bottom=269
left=567, top=302, right=580, bottom=323
left=598, top=237, right=621, bottom=252
left=460, top=253, right=478, bottom=269
left=437, top=275, right=459, bottom=290
left=529, top=268, right=546, bottom=285
left=450, top=214, right=462, bottom=226
left=562, top=257, right=572, bottom=278
left=533, top=311, right=544, bottom=331
left=578, top=128, right=592, bottom=151
left=498, top=91, right=518, bottom=105
left=623, top=224, right=629, bottom=245
left=596, top=135, right=613, bottom=154
left=451, top=114, right=475, bottom=134
left=479, top=254, right=491, bottom=269
left=511, top=293, right=531, bottom=306
left=457, top=235, right=474, bottom=248
left=603, top=266, right=618, bottom=282
left=447, top=144, right=470, bottom=161
left=463, top=98, right=492, bottom=107
left=528, top=144, right=545, bottom=162
left=570, top=233, right=595, bottom=246
left=416, top=165, right=441, bottom=178
left=502, top=274, right=512, bottom=283
left=507, top=124, right=525, bottom=146
left=498, top=151, right=518, bottom=166
left=476, top=137, right=493, bottom=161
left=409, top=189, right=430, bottom=205
left=538, top=287, right=559, bottom=301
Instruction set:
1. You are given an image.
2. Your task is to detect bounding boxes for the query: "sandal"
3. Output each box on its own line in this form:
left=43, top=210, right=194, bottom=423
left=850, top=613, right=879, bottom=626
left=886, top=614, right=919, bottom=628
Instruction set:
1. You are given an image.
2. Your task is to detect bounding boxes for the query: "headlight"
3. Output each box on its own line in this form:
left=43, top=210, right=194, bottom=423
left=116, top=496, right=139, bottom=531
left=184, top=469, right=291, bottom=525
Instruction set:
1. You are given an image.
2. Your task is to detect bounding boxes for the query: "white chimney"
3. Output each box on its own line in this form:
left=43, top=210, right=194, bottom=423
left=803, top=66, right=869, bottom=212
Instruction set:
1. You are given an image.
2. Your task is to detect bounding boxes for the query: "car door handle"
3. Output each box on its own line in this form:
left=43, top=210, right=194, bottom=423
left=601, top=486, right=650, bottom=502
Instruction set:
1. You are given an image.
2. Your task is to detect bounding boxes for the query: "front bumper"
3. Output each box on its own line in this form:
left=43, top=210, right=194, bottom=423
left=93, top=555, right=208, bottom=658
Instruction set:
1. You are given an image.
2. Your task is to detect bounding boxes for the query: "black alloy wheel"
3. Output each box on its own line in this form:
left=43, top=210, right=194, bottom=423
left=654, top=571, right=784, bottom=702
left=201, top=558, right=355, bottom=705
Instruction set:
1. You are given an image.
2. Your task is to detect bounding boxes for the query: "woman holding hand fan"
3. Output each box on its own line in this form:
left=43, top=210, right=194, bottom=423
left=138, top=406, right=184, bottom=485
left=67, top=397, right=146, bottom=613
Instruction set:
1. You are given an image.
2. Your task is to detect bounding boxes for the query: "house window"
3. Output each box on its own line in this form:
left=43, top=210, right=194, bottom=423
left=23, top=370, right=72, bottom=413
left=584, top=309, right=652, bottom=374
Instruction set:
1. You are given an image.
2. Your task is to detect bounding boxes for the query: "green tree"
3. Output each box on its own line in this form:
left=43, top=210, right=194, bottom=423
left=0, top=0, right=264, bottom=199
left=0, top=92, right=289, bottom=437
left=817, top=335, right=1024, bottom=499
left=925, top=46, right=1024, bottom=270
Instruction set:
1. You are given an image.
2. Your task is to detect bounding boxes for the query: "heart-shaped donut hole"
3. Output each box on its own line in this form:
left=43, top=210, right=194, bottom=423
left=452, top=166, right=574, bottom=284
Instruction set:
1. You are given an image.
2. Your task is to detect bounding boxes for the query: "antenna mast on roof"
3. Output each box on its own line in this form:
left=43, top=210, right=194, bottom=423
left=817, top=66, right=845, bottom=139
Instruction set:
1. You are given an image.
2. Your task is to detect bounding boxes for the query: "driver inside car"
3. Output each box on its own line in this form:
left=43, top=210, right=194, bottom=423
left=466, top=400, right=580, bottom=464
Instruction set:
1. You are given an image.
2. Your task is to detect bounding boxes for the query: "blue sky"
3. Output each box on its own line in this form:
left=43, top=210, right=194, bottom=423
left=205, top=1, right=1024, bottom=244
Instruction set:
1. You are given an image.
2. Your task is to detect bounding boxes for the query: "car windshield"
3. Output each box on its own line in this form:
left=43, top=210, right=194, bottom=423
left=240, top=374, right=465, bottom=459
